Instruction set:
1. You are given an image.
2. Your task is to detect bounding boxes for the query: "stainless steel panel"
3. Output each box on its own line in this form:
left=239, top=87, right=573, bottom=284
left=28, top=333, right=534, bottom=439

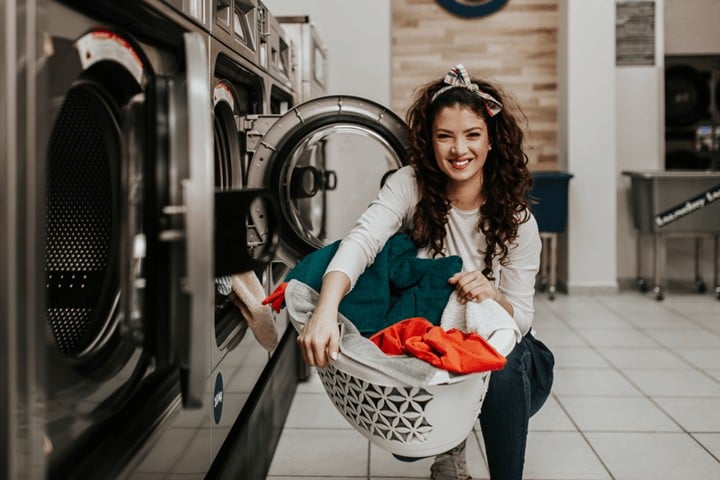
left=2, top=1, right=47, bottom=477
left=624, top=170, right=720, bottom=233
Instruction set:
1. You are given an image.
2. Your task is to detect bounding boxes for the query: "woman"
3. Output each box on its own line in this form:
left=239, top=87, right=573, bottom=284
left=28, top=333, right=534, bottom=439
left=297, top=64, right=554, bottom=480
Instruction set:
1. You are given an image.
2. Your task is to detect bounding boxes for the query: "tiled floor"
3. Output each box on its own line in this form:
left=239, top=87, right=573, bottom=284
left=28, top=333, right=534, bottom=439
left=267, top=289, right=720, bottom=479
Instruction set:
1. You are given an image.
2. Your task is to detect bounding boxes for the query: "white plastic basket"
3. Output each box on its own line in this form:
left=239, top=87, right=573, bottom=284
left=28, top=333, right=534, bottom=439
left=289, top=316, right=516, bottom=458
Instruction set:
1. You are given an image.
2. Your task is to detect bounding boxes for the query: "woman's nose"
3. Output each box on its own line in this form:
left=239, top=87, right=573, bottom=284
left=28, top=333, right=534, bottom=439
left=452, top=139, right=467, bottom=155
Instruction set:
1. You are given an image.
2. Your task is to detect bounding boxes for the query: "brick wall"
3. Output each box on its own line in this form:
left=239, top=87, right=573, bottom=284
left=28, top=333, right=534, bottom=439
left=391, top=0, right=558, bottom=170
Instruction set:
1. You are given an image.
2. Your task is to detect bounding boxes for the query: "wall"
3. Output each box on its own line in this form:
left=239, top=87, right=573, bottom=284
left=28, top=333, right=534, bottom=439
left=391, top=0, right=559, bottom=170
left=559, top=0, right=618, bottom=293
left=263, top=0, right=393, bottom=105
left=665, top=0, right=720, bottom=55
left=615, top=0, right=665, bottom=285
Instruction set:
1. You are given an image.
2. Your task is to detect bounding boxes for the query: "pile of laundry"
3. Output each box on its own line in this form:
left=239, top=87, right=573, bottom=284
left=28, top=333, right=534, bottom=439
left=262, top=233, right=521, bottom=384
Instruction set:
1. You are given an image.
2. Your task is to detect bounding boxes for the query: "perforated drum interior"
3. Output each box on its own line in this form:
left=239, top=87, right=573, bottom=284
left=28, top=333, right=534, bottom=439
left=46, top=83, right=120, bottom=358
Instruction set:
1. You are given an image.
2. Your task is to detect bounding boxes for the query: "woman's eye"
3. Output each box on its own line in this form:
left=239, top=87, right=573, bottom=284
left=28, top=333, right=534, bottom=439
left=468, top=132, right=481, bottom=139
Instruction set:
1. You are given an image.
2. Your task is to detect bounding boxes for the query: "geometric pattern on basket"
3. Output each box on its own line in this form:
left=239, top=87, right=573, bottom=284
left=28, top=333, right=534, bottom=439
left=318, top=365, right=434, bottom=444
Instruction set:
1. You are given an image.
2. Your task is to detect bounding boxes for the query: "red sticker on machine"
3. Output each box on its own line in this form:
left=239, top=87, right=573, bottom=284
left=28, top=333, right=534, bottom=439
left=75, top=30, right=144, bottom=85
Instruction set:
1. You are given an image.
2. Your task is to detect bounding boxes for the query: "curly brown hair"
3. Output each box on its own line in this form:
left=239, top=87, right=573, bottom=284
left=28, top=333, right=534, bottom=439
left=405, top=76, right=533, bottom=278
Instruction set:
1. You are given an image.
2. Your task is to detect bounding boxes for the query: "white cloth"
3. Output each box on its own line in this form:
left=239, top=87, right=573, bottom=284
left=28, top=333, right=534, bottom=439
left=325, top=166, right=541, bottom=336
left=440, top=291, right=522, bottom=344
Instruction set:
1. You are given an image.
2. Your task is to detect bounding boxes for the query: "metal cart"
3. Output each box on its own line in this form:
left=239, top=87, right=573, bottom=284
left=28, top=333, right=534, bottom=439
left=623, top=170, right=720, bottom=300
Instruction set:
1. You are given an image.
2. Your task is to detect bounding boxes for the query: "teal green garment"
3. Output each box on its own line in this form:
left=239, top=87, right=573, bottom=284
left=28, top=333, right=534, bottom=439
left=285, top=233, right=463, bottom=335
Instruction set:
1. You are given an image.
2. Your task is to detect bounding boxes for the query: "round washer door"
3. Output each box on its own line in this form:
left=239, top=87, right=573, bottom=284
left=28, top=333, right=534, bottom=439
left=665, top=64, right=711, bottom=126
left=246, top=95, right=409, bottom=266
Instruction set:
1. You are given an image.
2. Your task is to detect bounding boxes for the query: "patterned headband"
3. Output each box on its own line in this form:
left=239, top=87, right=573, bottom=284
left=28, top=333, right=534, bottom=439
left=430, top=64, right=503, bottom=117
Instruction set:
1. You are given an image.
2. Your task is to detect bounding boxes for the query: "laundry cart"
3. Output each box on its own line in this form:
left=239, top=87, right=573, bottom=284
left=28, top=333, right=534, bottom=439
left=530, top=172, right=573, bottom=300
left=623, top=170, right=720, bottom=300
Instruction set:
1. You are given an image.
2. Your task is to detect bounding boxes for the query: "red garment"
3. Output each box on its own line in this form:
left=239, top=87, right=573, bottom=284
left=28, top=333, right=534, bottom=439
left=370, top=317, right=507, bottom=374
left=262, top=282, right=288, bottom=313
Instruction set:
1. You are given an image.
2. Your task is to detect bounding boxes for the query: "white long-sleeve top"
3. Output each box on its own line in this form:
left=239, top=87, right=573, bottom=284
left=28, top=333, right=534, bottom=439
left=326, top=166, right=542, bottom=336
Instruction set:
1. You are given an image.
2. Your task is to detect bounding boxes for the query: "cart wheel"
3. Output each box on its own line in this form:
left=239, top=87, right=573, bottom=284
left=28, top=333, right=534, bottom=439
left=636, top=278, right=648, bottom=293
left=537, top=277, right=548, bottom=292
left=695, top=279, right=707, bottom=293
left=548, top=286, right=556, bottom=301
left=715, top=287, right=720, bottom=301
left=653, top=286, right=664, bottom=301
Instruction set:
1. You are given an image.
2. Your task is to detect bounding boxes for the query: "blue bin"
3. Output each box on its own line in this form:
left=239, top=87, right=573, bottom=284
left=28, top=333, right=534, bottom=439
left=530, top=172, right=573, bottom=233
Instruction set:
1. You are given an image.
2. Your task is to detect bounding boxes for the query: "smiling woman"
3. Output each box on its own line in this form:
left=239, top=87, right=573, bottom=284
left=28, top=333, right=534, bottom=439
left=295, top=63, right=554, bottom=480
left=436, top=0, right=510, bottom=18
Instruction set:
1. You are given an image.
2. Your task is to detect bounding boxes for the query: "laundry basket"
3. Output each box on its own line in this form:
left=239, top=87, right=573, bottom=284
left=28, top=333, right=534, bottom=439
left=288, top=316, right=516, bottom=458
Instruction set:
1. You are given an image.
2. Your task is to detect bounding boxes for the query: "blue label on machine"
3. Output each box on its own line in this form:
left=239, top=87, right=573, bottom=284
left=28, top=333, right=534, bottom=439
left=213, top=372, right=223, bottom=424
left=654, top=183, right=720, bottom=228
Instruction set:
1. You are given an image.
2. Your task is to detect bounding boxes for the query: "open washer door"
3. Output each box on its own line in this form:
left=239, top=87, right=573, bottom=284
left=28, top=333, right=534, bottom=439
left=245, top=95, right=409, bottom=273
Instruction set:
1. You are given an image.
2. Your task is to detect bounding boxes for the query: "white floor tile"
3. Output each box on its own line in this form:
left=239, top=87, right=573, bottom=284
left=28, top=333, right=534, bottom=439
left=622, top=368, right=720, bottom=397
left=535, top=327, right=589, bottom=348
left=529, top=395, right=577, bottom=432
left=551, top=368, right=642, bottom=397
left=551, top=346, right=611, bottom=369
left=692, top=314, right=720, bottom=334
left=595, top=346, right=694, bottom=371
left=557, top=396, right=680, bottom=432
left=674, top=346, right=720, bottom=370
left=576, top=327, right=660, bottom=348
left=655, top=397, right=720, bottom=432
left=267, top=429, right=368, bottom=477
left=524, top=431, right=611, bottom=479
left=283, top=392, right=354, bottom=429
left=647, top=328, right=720, bottom=349
left=693, top=433, right=720, bottom=460
left=586, top=432, right=720, bottom=480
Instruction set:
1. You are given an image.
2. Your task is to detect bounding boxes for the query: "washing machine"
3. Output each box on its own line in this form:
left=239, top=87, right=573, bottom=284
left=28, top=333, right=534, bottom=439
left=263, top=7, right=295, bottom=114
left=150, top=0, right=213, bottom=32
left=277, top=15, right=327, bottom=103
left=243, top=95, right=409, bottom=293
left=665, top=54, right=720, bottom=170
left=19, top=0, right=275, bottom=477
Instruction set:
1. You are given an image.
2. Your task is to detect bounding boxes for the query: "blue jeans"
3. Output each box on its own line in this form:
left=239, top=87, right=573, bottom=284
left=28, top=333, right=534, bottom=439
left=478, top=333, right=554, bottom=480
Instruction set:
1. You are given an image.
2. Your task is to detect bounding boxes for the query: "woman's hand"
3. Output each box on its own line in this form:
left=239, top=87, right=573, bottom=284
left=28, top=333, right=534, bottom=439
left=449, top=270, right=515, bottom=317
left=448, top=270, right=499, bottom=304
left=297, top=305, right=340, bottom=368
left=296, top=271, right=350, bottom=368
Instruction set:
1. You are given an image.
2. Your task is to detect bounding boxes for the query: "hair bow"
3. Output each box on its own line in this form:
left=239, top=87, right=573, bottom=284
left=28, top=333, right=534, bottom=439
left=430, top=64, right=503, bottom=117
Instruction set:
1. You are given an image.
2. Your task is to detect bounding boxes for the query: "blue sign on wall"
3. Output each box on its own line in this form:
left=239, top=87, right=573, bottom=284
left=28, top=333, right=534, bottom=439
left=436, top=0, right=510, bottom=18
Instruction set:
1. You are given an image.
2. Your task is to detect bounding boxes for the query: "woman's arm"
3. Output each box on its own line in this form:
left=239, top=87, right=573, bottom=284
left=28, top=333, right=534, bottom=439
left=296, top=166, right=419, bottom=367
left=296, top=271, right=350, bottom=368
left=497, top=213, right=542, bottom=335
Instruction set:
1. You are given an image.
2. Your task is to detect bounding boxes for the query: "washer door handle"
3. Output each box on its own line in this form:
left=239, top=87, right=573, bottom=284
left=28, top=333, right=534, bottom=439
left=290, top=165, right=323, bottom=198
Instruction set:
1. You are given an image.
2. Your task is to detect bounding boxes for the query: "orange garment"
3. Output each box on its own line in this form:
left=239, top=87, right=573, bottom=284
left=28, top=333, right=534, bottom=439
left=370, top=317, right=507, bottom=374
left=262, top=282, right=288, bottom=313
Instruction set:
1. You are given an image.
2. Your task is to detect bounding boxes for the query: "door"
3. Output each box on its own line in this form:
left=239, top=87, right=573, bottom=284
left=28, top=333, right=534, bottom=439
left=43, top=26, right=214, bottom=477
left=244, top=95, right=410, bottom=285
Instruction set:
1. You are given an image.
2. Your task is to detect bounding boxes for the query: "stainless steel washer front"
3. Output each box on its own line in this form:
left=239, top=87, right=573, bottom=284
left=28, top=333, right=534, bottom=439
left=245, top=95, right=410, bottom=281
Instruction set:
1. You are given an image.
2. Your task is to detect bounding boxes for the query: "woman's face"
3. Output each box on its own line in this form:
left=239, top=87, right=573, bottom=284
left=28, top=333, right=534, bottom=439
left=432, top=104, right=491, bottom=190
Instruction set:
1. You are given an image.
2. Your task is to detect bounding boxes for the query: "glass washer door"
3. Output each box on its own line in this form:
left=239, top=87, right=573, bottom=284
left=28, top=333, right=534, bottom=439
left=246, top=95, right=409, bottom=266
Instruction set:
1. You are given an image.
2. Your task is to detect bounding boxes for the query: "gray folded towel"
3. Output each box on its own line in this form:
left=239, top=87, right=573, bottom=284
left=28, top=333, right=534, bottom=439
left=284, top=279, right=445, bottom=387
